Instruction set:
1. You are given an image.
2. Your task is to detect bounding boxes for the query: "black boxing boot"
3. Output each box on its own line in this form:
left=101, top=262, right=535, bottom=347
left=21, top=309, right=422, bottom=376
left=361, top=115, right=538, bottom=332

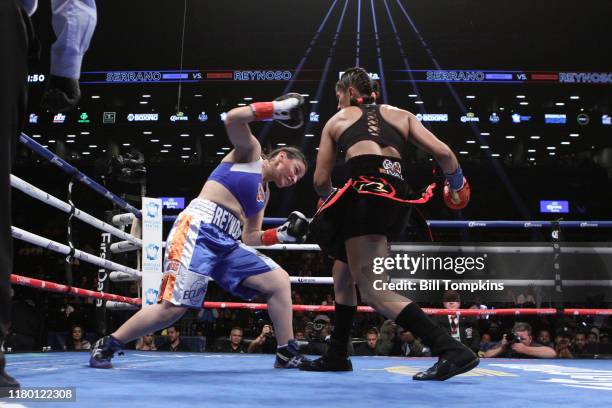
left=300, top=303, right=356, bottom=372
left=0, top=347, right=20, bottom=397
left=394, top=303, right=478, bottom=381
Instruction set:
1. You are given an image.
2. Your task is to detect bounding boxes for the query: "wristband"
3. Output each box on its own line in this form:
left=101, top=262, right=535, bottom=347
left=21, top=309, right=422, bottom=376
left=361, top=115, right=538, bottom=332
left=261, top=228, right=279, bottom=246
left=444, top=166, right=464, bottom=191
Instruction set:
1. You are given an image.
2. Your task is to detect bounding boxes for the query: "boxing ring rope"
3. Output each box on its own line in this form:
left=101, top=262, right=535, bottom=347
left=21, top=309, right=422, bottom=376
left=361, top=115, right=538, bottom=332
left=10, top=226, right=141, bottom=279
left=19, top=132, right=142, bottom=218
left=10, top=274, right=141, bottom=306
left=11, top=271, right=612, bottom=317
left=10, top=175, right=142, bottom=247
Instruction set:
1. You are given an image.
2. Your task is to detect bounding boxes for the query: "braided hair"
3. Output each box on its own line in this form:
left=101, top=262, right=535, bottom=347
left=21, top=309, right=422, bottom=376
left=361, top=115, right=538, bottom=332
left=336, top=67, right=380, bottom=106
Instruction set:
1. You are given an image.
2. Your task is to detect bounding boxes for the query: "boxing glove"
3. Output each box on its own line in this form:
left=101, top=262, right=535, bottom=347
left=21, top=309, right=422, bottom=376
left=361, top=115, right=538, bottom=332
left=262, top=211, right=309, bottom=245
left=250, top=93, right=305, bottom=129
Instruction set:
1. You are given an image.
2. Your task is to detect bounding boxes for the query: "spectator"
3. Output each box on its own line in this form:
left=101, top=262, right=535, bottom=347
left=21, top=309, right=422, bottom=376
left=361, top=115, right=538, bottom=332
left=537, top=329, right=554, bottom=348
left=398, top=330, right=426, bottom=357
left=484, top=322, right=556, bottom=358
left=247, top=324, right=277, bottom=353
left=355, top=328, right=379, bottom=356
left=478, top=333, right=496, bottom=354
left=158, top=326, right=191, bottom=352
left=376, top=320, right=400, bottom=356
left=65, top=325, right=91, bottom=351
left=217, top=327, right=247, bottom=353
left=571, top=332, right=596, bottom=357
left=437, top=290, right=480, bottom=353
left=555, top=332, right=574, bottom=359
left=322, top=294, right=334, bottom=306
left=303, top=316, right=332, bottom=355
left=135, top=334, right=157, bottom=351
left=588, top=329, right=599, bottom=345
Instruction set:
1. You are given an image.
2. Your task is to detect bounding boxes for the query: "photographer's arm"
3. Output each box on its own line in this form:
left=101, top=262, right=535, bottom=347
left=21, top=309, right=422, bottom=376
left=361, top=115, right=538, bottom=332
left=484, top=335, right=508, bottom=358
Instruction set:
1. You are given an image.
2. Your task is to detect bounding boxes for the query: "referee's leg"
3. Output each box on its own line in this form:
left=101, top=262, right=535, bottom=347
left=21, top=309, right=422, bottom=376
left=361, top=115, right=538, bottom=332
left=0, top=0, right=29, bottom=394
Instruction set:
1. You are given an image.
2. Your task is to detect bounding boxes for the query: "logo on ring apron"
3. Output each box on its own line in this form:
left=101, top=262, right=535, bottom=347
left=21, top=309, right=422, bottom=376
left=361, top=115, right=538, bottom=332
left=145, top=288, right=159, bottom=305
left=379, top=159, right=404, bottom=180
left=146, top=201, right=160, bottom=218
left=145, top=244, right=160, bottom=260
left=256, top=183, right=265, bottom=203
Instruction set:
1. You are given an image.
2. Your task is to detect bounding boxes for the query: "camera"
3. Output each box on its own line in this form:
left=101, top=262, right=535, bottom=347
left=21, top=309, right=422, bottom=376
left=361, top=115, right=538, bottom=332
left=505, top=332, right=523, bottom=344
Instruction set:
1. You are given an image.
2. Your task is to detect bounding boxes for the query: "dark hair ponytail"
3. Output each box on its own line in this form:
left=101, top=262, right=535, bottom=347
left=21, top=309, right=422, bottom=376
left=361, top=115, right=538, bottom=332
left=335, top=67, right=380, bottom=105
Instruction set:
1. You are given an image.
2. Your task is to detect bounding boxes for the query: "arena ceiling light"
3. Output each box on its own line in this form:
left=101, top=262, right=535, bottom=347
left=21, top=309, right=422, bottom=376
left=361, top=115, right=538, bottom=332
left=243, top=97, right=253, bottom=101
left=305, top=134, right=315, bottom=137
left=505, top=135, right=515, bottom=139
left=88, top=145, right=97, bottom=148
left=555, top=102, right=565, bottom=106
left=216, top=152, right=225, bottom=155
left=561, top=141, right=571, bottom=145
left=569, top=133, right=579, bottom=137
left=414, top=100, right=424, bottom=104
left=91, top=95, right=100, bottom=99
left=67, top=134, right=76, bottom=138
left=80, top=131, right=90, bottom=135
left=516, top=95, right=526, bottom=99
left=182, top=147, right=191, bottom=151
left=529, top=157, right=535, bottom=161
left=530, top=135, right=541, bottom=139
left=547, top=146, right=556, bottom=150
left=480, top=145, right=490, bottom=149
left=142, top=94, right=151, bottom=98
left=466, top=140, right=476, bottom=144
left=549, top=152, right=556, bottom=156
left=466, top=95, right=475, bottom=99
left=238, top=103, right=246, bottom=106
left=32, top=134, right=41, bottom=138
left=491, top=153, right=500, bottom=157
left=310, top=100, right=318, bottom=104
left=66, top=140, right=74, bottom=143
left=139, top=101, right=148, bottom=104
left=122, top=143, right=131, bottom=146
left=204, top=133, right=214, bottom=137
left=520, top=102, right=529, bottom=105
left=163, top=144, right=172, bottom=147
left=194, top=94, right=203, bottom=97
left=408, top=94, right=418, bottom=98
left=150, top=139, right=159, bottom=142
left=528, top=149, right=536, bottom=153
left=570, top=96, right=580, bottom=100
left=160, top=150, right=169, bottom=153
left=82, top=152, right=90, bottom=155
left=180, top=133, right=190, bottom=137
left=48, top=139, right=56, bottom=143
left=221, top=147, right=231, bottom=151
left=143, top=131, right=152, bottom=135
left=277, top=143, right=287, bottom=146
left=459, top=151, right=468, bottom=155
left=480, top=132, right=490, bottom=136
left=181, top=155, right=189, bottom=159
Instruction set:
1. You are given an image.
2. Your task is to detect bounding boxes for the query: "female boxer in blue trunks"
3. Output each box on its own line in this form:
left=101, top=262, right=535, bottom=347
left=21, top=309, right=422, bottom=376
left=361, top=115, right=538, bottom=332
left=90, top=93, right=310, bottom=369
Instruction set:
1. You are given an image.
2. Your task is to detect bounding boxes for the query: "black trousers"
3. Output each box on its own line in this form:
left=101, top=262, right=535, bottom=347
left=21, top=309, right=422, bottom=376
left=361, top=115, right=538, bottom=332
left=0, top=0, right=29, bottom=341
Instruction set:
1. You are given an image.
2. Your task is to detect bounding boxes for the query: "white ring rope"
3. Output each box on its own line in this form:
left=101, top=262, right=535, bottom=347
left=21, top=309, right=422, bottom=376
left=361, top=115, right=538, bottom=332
left=11, top=226, right=141, bottom=279
left=11, top=175, right=142, bottom=248
left=112, top=213, right=136, bottom=227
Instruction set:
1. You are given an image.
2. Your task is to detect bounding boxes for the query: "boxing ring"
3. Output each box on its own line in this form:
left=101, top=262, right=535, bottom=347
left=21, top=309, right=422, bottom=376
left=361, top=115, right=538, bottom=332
left=4, top=132, right=612, bottom=407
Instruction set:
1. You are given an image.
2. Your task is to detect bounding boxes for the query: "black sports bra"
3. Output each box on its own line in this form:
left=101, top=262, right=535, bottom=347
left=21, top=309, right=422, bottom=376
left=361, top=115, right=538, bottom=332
left=336, top=105, right=405, bottom=154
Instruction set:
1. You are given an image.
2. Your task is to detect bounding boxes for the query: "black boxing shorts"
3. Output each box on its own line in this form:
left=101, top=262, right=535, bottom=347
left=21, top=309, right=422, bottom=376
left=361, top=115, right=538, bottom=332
left=309, top=155, right=435, bottom=263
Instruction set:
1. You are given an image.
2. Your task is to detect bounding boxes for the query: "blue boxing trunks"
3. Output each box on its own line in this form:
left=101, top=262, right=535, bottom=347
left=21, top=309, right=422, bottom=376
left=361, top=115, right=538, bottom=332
left=158, top=198, right=280, bottom=307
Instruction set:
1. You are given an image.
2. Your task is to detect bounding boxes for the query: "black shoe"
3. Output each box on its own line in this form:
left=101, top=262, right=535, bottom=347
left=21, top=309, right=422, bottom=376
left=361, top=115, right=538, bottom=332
left=0, top=351, right=20, bottom=398
left=413, top=353, right=479, bottom=381
left=299, top=350, right=353, bottom=372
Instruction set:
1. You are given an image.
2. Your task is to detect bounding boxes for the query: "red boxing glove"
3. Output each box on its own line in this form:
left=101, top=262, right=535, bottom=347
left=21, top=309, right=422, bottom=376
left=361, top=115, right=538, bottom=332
left=443, top=178, right=470, bottom=210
